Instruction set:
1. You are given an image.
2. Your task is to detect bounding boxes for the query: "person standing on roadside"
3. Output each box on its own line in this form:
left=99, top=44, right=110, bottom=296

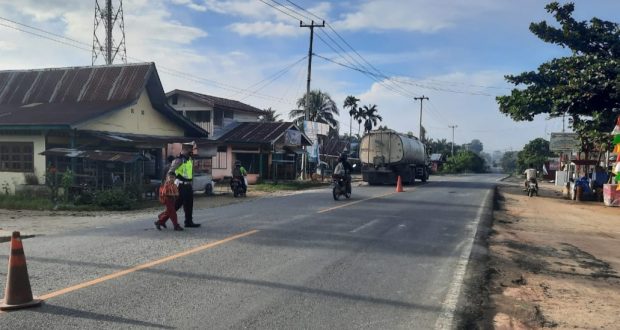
left=169, top=143, right=201, bottom=228
left=155, top=172, right=183, bottom=231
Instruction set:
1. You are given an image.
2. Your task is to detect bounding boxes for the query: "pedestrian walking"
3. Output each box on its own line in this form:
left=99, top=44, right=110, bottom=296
left=169, top=143, right=201, bottom=228
left=155, top=172, right=183, bottom=231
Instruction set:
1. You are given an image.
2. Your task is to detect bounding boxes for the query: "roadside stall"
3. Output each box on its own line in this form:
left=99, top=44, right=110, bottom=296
left=603, top=116, right=620, bottom=206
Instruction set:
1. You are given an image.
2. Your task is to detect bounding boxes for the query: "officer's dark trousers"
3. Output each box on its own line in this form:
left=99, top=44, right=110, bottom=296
left=175, top=183, right=194, bottom=224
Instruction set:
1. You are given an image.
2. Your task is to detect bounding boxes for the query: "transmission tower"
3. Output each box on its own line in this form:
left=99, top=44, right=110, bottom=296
left=92, top=0, right=127, bottom=65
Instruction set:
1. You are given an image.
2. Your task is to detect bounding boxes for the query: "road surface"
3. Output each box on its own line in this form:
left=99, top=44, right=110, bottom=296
left=0, top=174, right=500, bottom=329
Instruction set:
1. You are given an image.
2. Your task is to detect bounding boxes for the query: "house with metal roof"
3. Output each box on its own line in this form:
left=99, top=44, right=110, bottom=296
left=0, top=63, right=208, bottom=194
left=212, top=121, right=311, bottom=181
left=166, top=90, right=311, bottom=181
left=166, top=89, right=266, bottom=137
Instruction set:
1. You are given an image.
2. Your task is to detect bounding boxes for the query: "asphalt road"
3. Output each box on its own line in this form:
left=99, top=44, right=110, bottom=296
left=0, top=174, right=501, bottom=329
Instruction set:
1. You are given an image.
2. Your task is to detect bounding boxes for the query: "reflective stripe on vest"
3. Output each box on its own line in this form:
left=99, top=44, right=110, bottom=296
left=175, top=159, right=193, bottom=180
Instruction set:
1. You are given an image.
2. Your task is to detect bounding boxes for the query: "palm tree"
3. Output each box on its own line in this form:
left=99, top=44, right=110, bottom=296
left=361, top=104, right=382, bottom=133
left=354, top=107, right=366, bottom=136
left=260, top=107, right=282, bottom=122
left=343, top=95, right=360, bottom=141
left=288, top=90, right=339, bottom=128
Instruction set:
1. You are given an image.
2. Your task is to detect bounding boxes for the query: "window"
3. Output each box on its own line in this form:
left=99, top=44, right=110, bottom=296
left=213, top=146, right=228, bottom=169
left=224, top=110, right=234, bottom=119
left=170, top=94, right=178, bottom=105
left=187, top=111, right=210, bottom=123
left=0, top=142, right=34, bottom=172
left=214, top=109, right=223, bottom=126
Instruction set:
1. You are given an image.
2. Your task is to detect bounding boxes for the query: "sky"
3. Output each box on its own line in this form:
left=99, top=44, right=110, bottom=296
left=0, top=0, right=619, bottom=153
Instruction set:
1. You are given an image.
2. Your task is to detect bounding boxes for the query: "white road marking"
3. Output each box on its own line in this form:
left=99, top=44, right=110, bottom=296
left=350, top=219, right=381, bottom=233
left=434, top=188, right=492, bottom=330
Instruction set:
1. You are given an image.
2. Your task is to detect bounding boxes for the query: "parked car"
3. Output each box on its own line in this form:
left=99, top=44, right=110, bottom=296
left=192, top=172, right=213, bottom=195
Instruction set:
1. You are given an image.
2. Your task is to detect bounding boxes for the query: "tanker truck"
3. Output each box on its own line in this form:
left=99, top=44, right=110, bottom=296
left=359, top=130, right=430, bottom=185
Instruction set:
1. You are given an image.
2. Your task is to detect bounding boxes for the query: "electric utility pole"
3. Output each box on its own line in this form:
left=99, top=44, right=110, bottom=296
left=449, top=125, right=458, bottom=156
left=92, top=0, right=127, bottom=65
left=299, top=20, right=324, bottom=179
left=414, top=95, right=429, bottom=141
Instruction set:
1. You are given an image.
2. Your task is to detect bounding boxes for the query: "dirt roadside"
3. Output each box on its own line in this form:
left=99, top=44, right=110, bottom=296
left=486, top=178, right=620, bottom=329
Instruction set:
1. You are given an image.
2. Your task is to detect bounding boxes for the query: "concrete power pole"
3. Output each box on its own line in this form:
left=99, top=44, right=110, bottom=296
left=449, top=125, right=458, bottom=157
left=299, top=20, right=324, bottom=179
left=414, top=95, right=429, bottom=141
left=92, top=0, right=127, bottom=65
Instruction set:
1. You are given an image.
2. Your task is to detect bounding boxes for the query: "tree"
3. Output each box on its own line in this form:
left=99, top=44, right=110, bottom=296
left=500, top=151, right=518, bottom=173
left=465, top=139, right=484, bottom=154
left=343, top=95, right=360, bottom=141
left=443, top=150, right=487, bottom=173
left=289, top=90, right=339, bottom=128
left=517, top=138, right=554, bottom=172
left=360, top=104, right=382, bottom=133
left=496, top=2, right=620, bottom=156
left=260, top=107, right=282, bottom=122
left=427, top=138, right=461, bottom=157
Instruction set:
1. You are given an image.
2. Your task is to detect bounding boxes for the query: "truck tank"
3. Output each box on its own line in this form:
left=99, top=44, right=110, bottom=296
left=359, top=130, right=429, bottom=185
left=359, top=131, right=426, bottom=167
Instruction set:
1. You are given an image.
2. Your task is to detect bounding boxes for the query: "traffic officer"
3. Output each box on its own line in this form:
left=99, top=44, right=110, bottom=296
left=169, top=143, right=201, bottom=228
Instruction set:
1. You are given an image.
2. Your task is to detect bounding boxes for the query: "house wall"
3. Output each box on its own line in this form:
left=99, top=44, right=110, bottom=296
left=211, top=145, right=234, bottom=180
left=77, top=91, right=184, bottom=136
left=0, top=133, right=46, bottom=194
left=169, top=95, right=208, bottom=110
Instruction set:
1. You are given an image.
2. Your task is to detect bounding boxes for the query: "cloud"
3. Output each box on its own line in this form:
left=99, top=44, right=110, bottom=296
left=334, top=0, right=501, bottom=33
left=171, top=0, right=208, bottom=12
left=343, top=70, right=551, bottom=151
left=228, top=21, right=302, bottom=37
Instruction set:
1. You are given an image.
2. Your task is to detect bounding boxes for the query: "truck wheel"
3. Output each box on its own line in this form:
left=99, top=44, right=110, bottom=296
left=205, top=183, right=213, bottom=195
left=421, top=169, right=427, bottom=183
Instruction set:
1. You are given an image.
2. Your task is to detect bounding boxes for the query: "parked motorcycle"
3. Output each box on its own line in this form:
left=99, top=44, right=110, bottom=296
left=230, top=177, right=247, bottom=197
left=526, top=179, right=538, bottom=197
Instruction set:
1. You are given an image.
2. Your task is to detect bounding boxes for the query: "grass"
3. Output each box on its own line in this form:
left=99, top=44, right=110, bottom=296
left=252, top=181, right=329, bottom=192
left=0, top=194, right=53, bottom=210
left=0, top=194, right=160, bottom=211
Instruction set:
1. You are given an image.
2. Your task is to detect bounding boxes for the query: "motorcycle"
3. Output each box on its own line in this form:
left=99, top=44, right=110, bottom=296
left=526, top=179, right=538, bottom=197
left=230, top=177, right=247, bottom=197
left=332, top=175, right=351, bottom=200
left=332, top=164, right=355, bottom=200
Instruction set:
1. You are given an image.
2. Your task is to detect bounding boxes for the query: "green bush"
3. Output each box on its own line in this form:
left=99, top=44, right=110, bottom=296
left=443, top=150, right=487, bottom=174
left=94, top=189, right=136, bottom=210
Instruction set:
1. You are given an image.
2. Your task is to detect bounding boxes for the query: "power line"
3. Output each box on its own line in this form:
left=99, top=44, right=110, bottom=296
left=256, top=0, right=302, bottom=21
left=0, top=15, right=298, bottom=105
left=231, top=55, right=308, bottom=100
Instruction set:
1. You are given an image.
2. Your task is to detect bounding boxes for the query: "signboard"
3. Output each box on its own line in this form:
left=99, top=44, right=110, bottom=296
left=550, top=133, right=579, bottom=152
left=284, top=129, right=302, bottom=146
left=303, top=121, right=330, bottom=143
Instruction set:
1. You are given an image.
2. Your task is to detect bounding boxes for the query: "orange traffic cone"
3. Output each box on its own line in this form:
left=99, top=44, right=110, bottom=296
left=396, top=176, right=404, bottom=192
left=0, top=231, right=41, bottom=311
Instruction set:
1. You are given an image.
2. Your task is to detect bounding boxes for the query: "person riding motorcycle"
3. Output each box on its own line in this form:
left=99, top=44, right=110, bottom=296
left=523, top=163, right=538, bottom=190
left=232, top=160, right=247, bottom=193
left=333, top=153, right=353, bottom=192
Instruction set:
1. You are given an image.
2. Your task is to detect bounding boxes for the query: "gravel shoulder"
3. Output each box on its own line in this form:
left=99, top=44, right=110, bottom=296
left=487, top=178, right=620, bottom=329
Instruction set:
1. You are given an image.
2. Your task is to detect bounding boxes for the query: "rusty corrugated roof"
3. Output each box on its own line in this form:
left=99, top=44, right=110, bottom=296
left=216, top=122, right=310, bottom=145
left=0, top=63, right=209, bottom=137
left=167, top=89, right=265, bottom=114
left=40, top=148, right=145, bottom=163
left=0, top=63, right=150, bottom=126
left=0, top=63, right=151, bottom=105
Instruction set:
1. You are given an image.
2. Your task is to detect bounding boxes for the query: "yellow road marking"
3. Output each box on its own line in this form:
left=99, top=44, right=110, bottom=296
left=318, top=188, right=413, bottom=214
left=39, top=229, right=259, bottom=301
